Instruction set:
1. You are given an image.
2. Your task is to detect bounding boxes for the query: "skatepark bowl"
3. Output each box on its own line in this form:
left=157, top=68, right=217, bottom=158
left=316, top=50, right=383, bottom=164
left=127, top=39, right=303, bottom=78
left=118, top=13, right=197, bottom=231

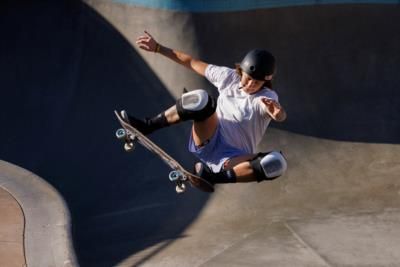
left=1, top=0, right=400, bottom=266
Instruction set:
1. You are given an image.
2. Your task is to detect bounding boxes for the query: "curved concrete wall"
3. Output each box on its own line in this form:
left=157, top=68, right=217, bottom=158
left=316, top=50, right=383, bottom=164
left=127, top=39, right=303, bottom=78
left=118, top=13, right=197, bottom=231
left=0, top=161, right=77, bottom=267
left=113, top=0, right=400, bottom=12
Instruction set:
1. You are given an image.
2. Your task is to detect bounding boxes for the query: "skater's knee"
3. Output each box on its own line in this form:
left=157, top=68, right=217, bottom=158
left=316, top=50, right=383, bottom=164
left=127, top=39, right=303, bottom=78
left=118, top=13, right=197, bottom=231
left=250, top=151, right=287, bottom=182
left=176, top=89, right=216, bottom=122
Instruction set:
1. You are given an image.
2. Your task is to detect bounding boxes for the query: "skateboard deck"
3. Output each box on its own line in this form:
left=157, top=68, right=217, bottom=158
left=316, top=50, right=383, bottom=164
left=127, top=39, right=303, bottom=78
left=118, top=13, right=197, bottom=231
left=114, top=111, right=214, bottom=193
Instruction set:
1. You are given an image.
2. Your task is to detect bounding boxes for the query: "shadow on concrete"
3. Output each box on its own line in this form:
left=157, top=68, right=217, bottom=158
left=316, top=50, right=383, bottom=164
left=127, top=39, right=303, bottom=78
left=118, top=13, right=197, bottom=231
left=0, top=1, right=210, bottom=266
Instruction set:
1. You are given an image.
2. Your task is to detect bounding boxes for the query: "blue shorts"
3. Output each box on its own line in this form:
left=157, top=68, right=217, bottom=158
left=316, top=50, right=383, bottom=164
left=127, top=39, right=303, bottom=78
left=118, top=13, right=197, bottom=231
left=188, top=124, right=246, bottom=173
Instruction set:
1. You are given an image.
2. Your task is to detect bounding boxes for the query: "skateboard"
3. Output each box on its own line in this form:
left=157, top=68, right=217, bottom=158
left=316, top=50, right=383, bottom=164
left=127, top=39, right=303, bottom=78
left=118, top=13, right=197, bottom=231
left=114, top=111, right=214, bottom=194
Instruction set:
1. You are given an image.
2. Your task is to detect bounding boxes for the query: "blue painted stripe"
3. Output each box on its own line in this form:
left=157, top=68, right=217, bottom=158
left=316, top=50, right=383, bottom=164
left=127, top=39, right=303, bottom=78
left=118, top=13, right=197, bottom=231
left=113, top=0, right=399, bottom=12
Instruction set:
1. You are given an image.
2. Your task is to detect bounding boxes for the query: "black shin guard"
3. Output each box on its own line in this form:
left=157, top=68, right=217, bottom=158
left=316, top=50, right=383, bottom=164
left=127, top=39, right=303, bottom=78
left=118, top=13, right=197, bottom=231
left=128, top=112, right=169, bottom=135
left=213, top=169, right=237, bottom=184
left=148, top=113, right=169, bottom=130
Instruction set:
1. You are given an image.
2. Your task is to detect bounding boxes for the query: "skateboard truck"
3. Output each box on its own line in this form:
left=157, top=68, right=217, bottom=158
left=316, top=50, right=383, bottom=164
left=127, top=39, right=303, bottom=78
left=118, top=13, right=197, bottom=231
left=116, top=128, right=137, bottom=152
left=169, top=170, right=187, bottom=193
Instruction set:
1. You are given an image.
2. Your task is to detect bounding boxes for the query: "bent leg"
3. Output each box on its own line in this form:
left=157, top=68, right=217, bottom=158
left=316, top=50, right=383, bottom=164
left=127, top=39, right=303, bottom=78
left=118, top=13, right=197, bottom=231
left=154, top=103, right=219, bottom=147
left=196, top=151, right=287, bottom=184
left=123, top=89, right=216, bottom=135
left=176, top=89, right=218, bottom=146
left=192, top=113, right=218, bottom=147
left=229, top=151, right=287, bottom=182
left=224, top=154, right=258, bottom=183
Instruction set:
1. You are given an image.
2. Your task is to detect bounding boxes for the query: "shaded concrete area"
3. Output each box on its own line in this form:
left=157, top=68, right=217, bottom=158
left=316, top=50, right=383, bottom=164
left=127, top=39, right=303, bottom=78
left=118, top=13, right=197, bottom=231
left=1, top=0, right=400, bottom=266
left=1, top=1, right=209, bottom=266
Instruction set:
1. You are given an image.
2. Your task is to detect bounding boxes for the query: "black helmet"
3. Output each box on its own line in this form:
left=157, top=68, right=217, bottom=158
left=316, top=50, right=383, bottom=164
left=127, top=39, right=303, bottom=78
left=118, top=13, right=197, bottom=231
left=240, top=49, right=275, bottom=80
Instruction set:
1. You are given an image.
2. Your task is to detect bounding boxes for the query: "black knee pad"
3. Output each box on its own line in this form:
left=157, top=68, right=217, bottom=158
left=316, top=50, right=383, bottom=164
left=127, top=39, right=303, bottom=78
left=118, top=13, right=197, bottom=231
left=250, top=151, right=287, bottom=182
left=176, top=89, right=216, bottom=121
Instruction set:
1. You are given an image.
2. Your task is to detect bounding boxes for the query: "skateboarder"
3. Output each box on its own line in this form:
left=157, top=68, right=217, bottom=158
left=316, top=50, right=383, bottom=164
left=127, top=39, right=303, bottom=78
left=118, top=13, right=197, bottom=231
left=121, top=30, right=287, bottom=184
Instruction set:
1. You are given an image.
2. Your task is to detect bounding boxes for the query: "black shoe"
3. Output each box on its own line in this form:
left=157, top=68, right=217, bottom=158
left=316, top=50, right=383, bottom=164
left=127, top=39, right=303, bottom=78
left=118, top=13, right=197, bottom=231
left=120, top=110, right=130, bottom=124
left=194, top=162, right=215, bottom=185
left=120, top=110, right=155, bottom=135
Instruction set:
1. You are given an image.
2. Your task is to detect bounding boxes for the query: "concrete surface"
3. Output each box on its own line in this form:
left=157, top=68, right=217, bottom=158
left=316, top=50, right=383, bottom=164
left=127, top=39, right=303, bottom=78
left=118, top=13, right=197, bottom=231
left=1, top=0, right=400, bottom=266
left=0, top=187, right=25, bottom=267
left=0, top=160, right=77, bottom=267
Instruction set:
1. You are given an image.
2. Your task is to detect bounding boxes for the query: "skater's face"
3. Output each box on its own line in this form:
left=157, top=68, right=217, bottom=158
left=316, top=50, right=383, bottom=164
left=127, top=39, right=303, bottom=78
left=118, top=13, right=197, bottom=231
left=240, top=72, right=267, bottom=94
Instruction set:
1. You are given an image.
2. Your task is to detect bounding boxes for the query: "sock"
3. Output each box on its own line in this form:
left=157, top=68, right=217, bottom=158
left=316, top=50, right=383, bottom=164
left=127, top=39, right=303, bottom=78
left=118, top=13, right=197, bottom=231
left=127, top=112, right=169, bottom=135
left=147, top=112, right=169, bottom=130
left=210, top=169, right=237, bottom=184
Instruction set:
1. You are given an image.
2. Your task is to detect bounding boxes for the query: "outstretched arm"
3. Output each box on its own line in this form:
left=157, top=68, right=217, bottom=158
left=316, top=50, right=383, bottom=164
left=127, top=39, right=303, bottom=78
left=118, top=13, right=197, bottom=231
left=136, top=31, right=208, bottom=77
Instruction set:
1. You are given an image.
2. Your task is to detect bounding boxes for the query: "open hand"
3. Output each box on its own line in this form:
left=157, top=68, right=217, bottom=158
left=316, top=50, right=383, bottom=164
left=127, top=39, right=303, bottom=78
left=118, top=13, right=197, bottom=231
left=261, top=98, right=286, bottom=121
left=136, top=30, right=158, bottom=52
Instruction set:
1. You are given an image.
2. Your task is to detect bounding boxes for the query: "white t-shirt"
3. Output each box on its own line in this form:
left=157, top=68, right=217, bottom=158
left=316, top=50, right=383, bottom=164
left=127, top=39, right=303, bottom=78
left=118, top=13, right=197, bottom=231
left=205, top=64, right=279, bottom=154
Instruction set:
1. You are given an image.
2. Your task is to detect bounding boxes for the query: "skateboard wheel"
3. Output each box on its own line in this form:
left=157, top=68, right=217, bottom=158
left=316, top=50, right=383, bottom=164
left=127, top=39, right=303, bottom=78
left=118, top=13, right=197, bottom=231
left=176, top=183, right=186, bottom=193
left=124, top=142, right=135, bottom=152
left=169, top=170, right=183, bottom=182
left=116, top=128, right=126, bottom=139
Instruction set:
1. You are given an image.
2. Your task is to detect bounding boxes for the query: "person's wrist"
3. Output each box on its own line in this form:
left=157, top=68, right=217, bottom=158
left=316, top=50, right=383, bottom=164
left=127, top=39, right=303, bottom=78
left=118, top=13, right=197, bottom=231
left=155, top=43, right=161, bottom=53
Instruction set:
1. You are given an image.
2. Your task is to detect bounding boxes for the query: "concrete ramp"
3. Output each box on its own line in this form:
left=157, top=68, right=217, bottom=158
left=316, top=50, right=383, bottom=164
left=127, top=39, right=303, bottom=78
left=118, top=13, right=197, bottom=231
left=1, top=1, right=400, bottom=266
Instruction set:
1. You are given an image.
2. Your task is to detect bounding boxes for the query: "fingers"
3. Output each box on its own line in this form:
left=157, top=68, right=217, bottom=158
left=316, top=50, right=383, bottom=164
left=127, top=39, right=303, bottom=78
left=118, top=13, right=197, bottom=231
left=144, top=30, right=153, bottom=39
left=135, top=39, right=152, bottom=51
left=262, top=98, right=281, bottom=108
left=137, top=43, right=150, bottom=51
left=261, top=98, right=274, bottom=106
left=260, top=98, right=284, bottom=121
left=136, top=30, right=157, bottom=51
left=136, top=30, right=154, bottom=42
left=136, top=36, right=151, bottom=44
left=262, top=99, right=272, bottom=105
left=261, top=98, right=282, bottom=120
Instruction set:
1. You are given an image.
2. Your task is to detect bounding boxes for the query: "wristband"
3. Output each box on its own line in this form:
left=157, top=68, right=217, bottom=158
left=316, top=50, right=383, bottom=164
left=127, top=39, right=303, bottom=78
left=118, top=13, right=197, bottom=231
left=155, top=43, right=161, bottom=53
